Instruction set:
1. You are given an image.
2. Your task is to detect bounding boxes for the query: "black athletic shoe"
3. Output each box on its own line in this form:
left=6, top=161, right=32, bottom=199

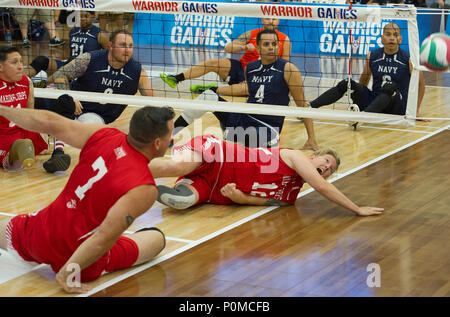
left=43, top=149, right=71, bottom=173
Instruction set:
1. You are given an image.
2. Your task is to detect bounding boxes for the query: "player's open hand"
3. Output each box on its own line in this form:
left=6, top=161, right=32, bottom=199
left=56, top=268, right=92, bottom=294
left=356, top=206, right=384, bottom=216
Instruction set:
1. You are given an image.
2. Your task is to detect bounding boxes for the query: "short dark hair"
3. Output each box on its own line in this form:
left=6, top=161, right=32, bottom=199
left=383, top=22, right=401, bottom=35
left=80, top=10, right=95, bottom=16
left=256, top=29, right=279, bottom=46
left=110, top=29, right=133, bottom=43
left=0, top=46, right=20, bottom=63
left=128, top=106, right=175, bottom=147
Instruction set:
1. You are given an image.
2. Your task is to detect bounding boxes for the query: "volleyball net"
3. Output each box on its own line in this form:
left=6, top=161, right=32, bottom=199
left=2, top=0, right=430, bottom=126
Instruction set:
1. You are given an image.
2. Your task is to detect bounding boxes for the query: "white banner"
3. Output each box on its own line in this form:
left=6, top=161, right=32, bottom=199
left=4, top=0, right=416, bottom=22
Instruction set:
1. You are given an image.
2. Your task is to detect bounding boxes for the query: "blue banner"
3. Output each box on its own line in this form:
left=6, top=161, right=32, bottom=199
left=132, top=3, right=447, bottom=57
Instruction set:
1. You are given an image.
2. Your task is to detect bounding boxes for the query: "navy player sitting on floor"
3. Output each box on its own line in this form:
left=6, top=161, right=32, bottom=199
left=160, top=18, right=291, bottom=96
left=172, top=29, right=319, bottom=151
left=24, top=11, right=110, bottom=87
left=308, top=22, right=425, bottom=129
left=42, top=29, right=154, bottom=173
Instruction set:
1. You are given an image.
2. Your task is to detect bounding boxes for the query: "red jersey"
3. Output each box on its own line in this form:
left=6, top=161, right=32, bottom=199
left=9, top=128, right=155, bottom=273
left=0, top=75, right=47, bottom=167
left=174, top=135, right=304, bottom=205
left=0, top=75, right=30, bottom=132
left=239, top=28, right=287, bottom=70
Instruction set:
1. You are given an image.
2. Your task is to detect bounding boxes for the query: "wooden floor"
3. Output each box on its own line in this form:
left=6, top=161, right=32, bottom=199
left=0, top=35, right=449, bottom=297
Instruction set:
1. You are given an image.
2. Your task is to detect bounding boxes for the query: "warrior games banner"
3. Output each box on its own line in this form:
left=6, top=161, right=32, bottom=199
left=5, top=0, right=446, bottom=57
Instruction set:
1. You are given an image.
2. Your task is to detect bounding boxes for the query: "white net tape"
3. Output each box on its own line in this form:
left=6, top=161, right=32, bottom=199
left=36, top=88, right=410, bottom=125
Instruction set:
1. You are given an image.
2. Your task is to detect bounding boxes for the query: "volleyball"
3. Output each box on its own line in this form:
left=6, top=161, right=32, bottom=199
left=77, top=112, right=105, bottom=124
left=420, top=33, right=450, bottom=71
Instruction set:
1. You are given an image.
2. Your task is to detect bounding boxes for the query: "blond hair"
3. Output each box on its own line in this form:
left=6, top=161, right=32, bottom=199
left=313, top=147, right=341, bottom=171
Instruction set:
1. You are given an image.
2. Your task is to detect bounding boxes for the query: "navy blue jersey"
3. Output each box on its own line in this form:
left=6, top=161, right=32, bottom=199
left=70, top=50, right=141, bottom=123
left=69, top=25, right=103, bottom=59
left=245, top=58, right=290, bottom=128
left=369, top=47, right=410, bottom=114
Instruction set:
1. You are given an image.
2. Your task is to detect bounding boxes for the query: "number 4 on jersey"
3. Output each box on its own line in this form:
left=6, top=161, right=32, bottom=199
left=255, top=85, right=265, bottom=103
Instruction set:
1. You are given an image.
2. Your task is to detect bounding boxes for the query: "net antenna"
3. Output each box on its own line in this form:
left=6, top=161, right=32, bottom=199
left=346, top=0, right=354, bottom=108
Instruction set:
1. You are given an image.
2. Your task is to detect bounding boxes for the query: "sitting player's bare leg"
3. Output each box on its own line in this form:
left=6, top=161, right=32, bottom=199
left=127, top=228, right=166, bottom=266
left=184, top=58, right=231, bottom=81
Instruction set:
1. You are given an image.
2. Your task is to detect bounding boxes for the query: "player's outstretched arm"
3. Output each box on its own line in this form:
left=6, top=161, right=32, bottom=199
left=0, top=106, right=102, bottom=149
left=284, top=150, right=384, bottom=216
left=216, top=81, right=249, bottom=96
left=224, top=30, right=253, bottom=54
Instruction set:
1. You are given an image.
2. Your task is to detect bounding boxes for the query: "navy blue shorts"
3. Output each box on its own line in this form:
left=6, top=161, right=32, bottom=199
left=227, top=59, right=245, bottom=85
left=55, top=55, right=76, bottom=69
left=354, top=85, right=406, bottom=115
left=213, top=112, right=281, bottom=148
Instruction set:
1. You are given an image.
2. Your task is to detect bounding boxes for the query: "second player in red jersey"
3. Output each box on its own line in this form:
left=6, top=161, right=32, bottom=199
left=150, top=135, right=384, bottom=216
left=172, top=135, right=304, bottom=205
left=0, top=46, right=47, bottom=169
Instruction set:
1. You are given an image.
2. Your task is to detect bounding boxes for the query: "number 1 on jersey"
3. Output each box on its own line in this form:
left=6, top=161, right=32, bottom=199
left=250, top=181, right=277, bottom=197
left=75, top=156, right=108, bottom=200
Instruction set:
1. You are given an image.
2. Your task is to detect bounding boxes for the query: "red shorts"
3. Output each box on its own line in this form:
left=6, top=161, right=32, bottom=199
left=173, top=135, right=233, bottom=205
left=6, top=214, right=140, bottom=283
left=0, top=129, right=48, bottom=168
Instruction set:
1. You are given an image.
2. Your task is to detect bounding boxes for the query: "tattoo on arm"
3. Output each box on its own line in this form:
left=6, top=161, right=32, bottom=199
left=265, top=199, right=290, bottom=206
left=236, top=30, right=251, bottom=43
left=53, top=53, right=91, bottom=89
left=125, top=214, right=135, bottom=226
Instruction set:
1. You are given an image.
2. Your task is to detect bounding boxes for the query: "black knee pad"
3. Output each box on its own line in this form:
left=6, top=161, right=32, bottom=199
left=380, top=82, right=397, bottom=97
left=50, top=94, right=76, bottom=120
left=29, top=56, right=49, bottom=73
left=336, top=79, right=355, bottom=94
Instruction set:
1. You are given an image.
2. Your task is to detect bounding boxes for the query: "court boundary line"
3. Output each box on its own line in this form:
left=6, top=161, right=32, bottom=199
left=77, top=123, right=449, bottom=297
left=0, top=212, right=15, bottom=217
